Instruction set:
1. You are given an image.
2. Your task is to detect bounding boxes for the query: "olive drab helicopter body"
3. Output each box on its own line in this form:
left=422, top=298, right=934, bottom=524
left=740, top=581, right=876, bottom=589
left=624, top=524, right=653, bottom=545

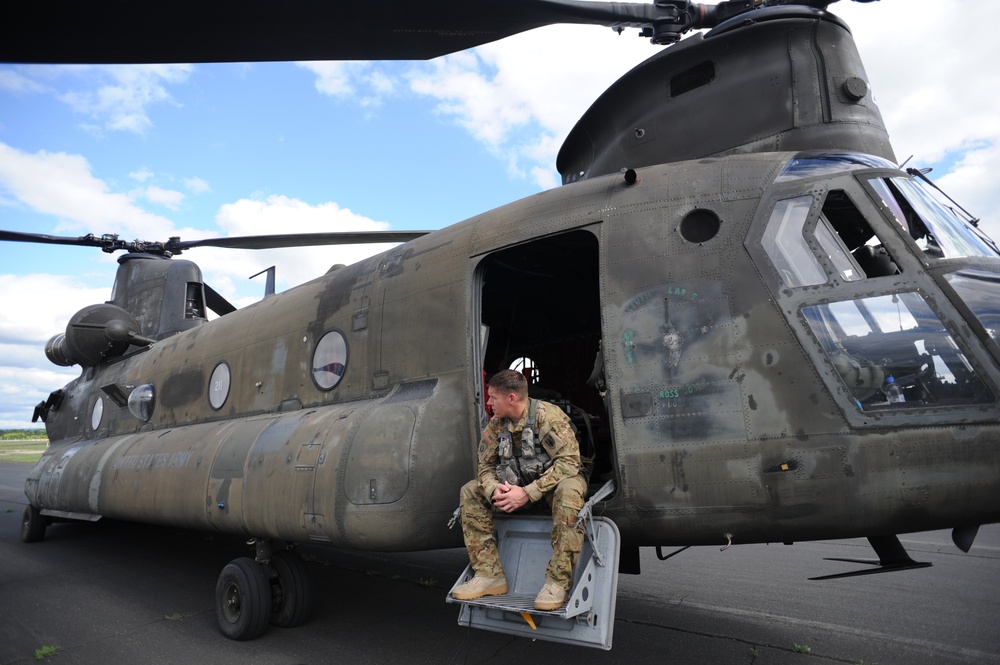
left=4, top=0, right=1000, bottom=649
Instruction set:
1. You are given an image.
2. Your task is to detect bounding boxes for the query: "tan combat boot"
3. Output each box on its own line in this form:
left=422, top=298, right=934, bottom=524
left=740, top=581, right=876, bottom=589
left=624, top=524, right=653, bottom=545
left=533, top=582, right=568, bottom=610
left=451, top=575, right=508, bottom=600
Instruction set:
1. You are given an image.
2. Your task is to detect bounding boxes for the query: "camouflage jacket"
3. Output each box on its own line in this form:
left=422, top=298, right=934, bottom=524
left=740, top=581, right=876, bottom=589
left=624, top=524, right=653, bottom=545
left=476, top=399, right=581, bottom=503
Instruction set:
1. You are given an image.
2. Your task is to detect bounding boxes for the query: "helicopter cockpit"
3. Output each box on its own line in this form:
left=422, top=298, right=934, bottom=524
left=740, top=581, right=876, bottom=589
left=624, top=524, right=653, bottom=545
left=752, top=152, right=998, bottom=414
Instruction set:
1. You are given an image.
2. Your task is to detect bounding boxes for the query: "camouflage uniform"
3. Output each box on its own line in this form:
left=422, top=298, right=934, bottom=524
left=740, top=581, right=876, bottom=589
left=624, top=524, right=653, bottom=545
left=459, top=400, right=587, bottom=591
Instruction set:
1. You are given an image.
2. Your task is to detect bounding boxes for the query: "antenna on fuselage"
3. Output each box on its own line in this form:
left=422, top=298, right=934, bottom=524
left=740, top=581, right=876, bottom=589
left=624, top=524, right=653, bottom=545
left=250, top=266, right=277, bottom=298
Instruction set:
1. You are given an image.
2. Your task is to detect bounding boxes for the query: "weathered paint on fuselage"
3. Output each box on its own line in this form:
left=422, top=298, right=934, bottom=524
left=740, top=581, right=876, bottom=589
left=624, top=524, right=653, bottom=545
left=26, top=152, right=1000, bottom=552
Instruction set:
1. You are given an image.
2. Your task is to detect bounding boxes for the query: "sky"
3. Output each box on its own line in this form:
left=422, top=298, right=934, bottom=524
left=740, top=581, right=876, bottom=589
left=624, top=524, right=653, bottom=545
left=1, top=0, right=998, bottom=429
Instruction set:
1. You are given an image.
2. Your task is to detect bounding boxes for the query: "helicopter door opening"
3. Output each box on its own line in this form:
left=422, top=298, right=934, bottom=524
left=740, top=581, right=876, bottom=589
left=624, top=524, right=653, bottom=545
left=475, top=229, right=614, bottom=491
left=465, top=228, right=621, bottom=649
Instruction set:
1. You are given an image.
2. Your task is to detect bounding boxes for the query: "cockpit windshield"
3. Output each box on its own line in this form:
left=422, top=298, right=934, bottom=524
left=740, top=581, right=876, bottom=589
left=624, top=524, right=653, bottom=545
left=868, top=176, right=1000, bottom=259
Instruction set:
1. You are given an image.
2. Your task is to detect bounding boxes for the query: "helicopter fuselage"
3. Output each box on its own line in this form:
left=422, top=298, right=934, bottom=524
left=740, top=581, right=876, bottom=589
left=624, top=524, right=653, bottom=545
left=26, top=150, right=1000, bottom=555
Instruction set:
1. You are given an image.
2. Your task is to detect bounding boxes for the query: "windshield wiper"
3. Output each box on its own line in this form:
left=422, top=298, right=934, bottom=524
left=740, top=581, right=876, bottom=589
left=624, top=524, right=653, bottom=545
left=905, top=167, right=981, bottom=228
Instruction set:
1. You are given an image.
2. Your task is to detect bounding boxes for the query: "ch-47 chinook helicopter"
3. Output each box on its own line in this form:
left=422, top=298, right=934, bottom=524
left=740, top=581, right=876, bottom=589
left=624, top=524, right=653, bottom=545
left=3, top=0, right=1000, bottom=650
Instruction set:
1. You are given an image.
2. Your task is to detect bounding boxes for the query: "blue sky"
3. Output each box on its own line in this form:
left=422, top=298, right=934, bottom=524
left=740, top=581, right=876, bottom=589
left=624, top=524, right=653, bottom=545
left=1, top=0, right=999, bottom=428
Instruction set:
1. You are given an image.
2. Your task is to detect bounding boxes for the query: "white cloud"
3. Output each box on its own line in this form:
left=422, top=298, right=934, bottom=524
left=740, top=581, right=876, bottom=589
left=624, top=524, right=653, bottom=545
left=296, top=61, right=395, bottom=107
left=0, top=364, right=82, bottom=429
left=0, top=69, right=47, bottom=94
left=129, top=167, right=154, bottom=182
left=367, top=69, right=396, bottom=97
left=0, top=142, right=178, bottom=239
left=184, top=176, right=211, bottom=194
left=404, top=26, right=654, bottom=186
left=0, top=275, right=109, bottom=429
left=143, top=185, right=185, bottom=210
left=283, top=25, right=651, bottom=186
left=298, top=61, right=356, bottom=96
left=937, top=144, right=1000, bottom=241
left=410, top=50, right=531, bottom=147
left=57, top=64, right=194, bottom=134
left=836, top=3, right=1000, bottom=162
left=194, top=194, right=400, bottom=300
left=0, top=274, right=110, bottom=344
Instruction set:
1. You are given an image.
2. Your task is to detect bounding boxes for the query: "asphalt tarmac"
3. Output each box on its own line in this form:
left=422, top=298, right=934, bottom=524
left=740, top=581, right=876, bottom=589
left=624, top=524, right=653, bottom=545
left=1, top=461, right=998, bottom=665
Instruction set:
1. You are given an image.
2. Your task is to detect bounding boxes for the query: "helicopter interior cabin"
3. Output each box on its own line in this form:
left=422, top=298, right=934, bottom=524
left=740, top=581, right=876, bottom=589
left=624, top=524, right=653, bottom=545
left=474, top=229, right=614, bottom=487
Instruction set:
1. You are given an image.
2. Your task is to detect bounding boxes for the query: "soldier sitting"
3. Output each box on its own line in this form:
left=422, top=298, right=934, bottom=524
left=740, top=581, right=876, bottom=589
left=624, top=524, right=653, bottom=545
left=451, top=369, right=587, bottom=611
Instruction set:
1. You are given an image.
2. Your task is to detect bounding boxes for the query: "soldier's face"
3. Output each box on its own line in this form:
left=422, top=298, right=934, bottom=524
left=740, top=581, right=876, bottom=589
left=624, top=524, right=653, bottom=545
left=487, top=387, right=518, bottom=420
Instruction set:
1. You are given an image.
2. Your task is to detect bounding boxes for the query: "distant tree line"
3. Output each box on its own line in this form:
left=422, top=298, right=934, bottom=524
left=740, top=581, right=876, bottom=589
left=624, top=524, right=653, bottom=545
left=0, top=429, right=48, bottom=441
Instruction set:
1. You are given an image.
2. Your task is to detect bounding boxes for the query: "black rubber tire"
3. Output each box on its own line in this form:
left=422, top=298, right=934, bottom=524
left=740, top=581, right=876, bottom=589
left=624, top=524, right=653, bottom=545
left=269, top=550, right=313, bottom=628
left=21, top=505, right=46, bottom=543
left=215, top=557, right=272, bottom=640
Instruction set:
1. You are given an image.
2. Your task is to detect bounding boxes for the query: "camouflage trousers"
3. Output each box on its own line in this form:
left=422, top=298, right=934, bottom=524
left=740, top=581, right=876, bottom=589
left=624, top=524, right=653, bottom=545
left=459, top=474, right=587, bottom=591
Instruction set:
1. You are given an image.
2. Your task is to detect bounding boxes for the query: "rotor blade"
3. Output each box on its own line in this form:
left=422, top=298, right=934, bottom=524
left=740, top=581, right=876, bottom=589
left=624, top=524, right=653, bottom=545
left=1, top=229, right=428, bottom=254
left=0, top=0, right=684, bottom=64
left=203, top=284, right=237, bottom=317
left=0, top=0, right=867, bottom=64
left=172, top=231, right=430, bottom=252
left=0, top=230, right=118, bottom=249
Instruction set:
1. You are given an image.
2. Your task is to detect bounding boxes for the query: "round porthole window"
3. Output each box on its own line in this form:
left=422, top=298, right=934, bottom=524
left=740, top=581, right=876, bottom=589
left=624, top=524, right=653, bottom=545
left=312, top=331, right=348, bottom=390
left=91, top=396, right=104, bottom=431
left=680, top=208, right=721, bottom=243
left=209, top=362, right=231, bottom=410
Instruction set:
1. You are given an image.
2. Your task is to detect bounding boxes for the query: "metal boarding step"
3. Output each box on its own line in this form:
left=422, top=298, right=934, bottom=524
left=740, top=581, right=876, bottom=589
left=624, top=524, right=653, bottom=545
left=446, top=481, right=620, bottom=649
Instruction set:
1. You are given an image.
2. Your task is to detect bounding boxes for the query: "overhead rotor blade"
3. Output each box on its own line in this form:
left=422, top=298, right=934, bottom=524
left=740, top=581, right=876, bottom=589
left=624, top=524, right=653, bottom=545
left=0, top=230, right=119, bottom=249
left=0, top=0, right=866, bottom=64
left=0, top=0, right=722, bottom=64
left=170, top=231, right=430, bottom=252
left=1, top=229, right=429, bottom=255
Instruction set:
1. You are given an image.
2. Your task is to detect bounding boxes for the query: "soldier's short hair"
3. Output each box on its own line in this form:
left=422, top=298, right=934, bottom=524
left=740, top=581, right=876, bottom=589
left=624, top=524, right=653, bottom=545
left=488, top=369, right=528, bottom=399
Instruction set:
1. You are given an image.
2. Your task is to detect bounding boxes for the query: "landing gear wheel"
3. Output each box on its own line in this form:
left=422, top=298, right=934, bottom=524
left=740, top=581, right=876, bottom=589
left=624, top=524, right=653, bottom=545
left=216, top=557, right=272, bottom=640
left=270, top=550, right=313, bottom=627
left=21, top=505, right=46, bottom=543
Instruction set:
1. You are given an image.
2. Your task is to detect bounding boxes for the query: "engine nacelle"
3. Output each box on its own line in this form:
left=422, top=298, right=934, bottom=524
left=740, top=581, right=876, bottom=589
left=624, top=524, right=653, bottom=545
left=44, top=303, right=147, bottom=367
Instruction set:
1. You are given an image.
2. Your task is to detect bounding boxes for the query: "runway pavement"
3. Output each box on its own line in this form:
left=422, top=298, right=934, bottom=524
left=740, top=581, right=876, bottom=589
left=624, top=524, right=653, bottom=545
left=1, top=461, right=998, bottom=665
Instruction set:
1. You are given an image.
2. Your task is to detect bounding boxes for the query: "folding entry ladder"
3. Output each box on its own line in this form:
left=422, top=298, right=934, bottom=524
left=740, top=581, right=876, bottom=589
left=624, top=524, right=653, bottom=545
left=447, top=480, right=620, bottom=649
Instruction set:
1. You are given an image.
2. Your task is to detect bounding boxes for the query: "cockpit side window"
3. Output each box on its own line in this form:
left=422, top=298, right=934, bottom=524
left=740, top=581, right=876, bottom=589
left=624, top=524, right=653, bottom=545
left=761, top=196, right=825, bottom=287
left=820, top=190, right=900, bottom=279
left=761, top=189, right=900, bottom=289
left=814, top=218, right=862, bottom=283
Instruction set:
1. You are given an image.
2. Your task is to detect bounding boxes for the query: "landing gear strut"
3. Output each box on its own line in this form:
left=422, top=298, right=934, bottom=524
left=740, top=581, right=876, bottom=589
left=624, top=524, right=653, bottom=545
left=214, top=539, right=313, bottom=640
